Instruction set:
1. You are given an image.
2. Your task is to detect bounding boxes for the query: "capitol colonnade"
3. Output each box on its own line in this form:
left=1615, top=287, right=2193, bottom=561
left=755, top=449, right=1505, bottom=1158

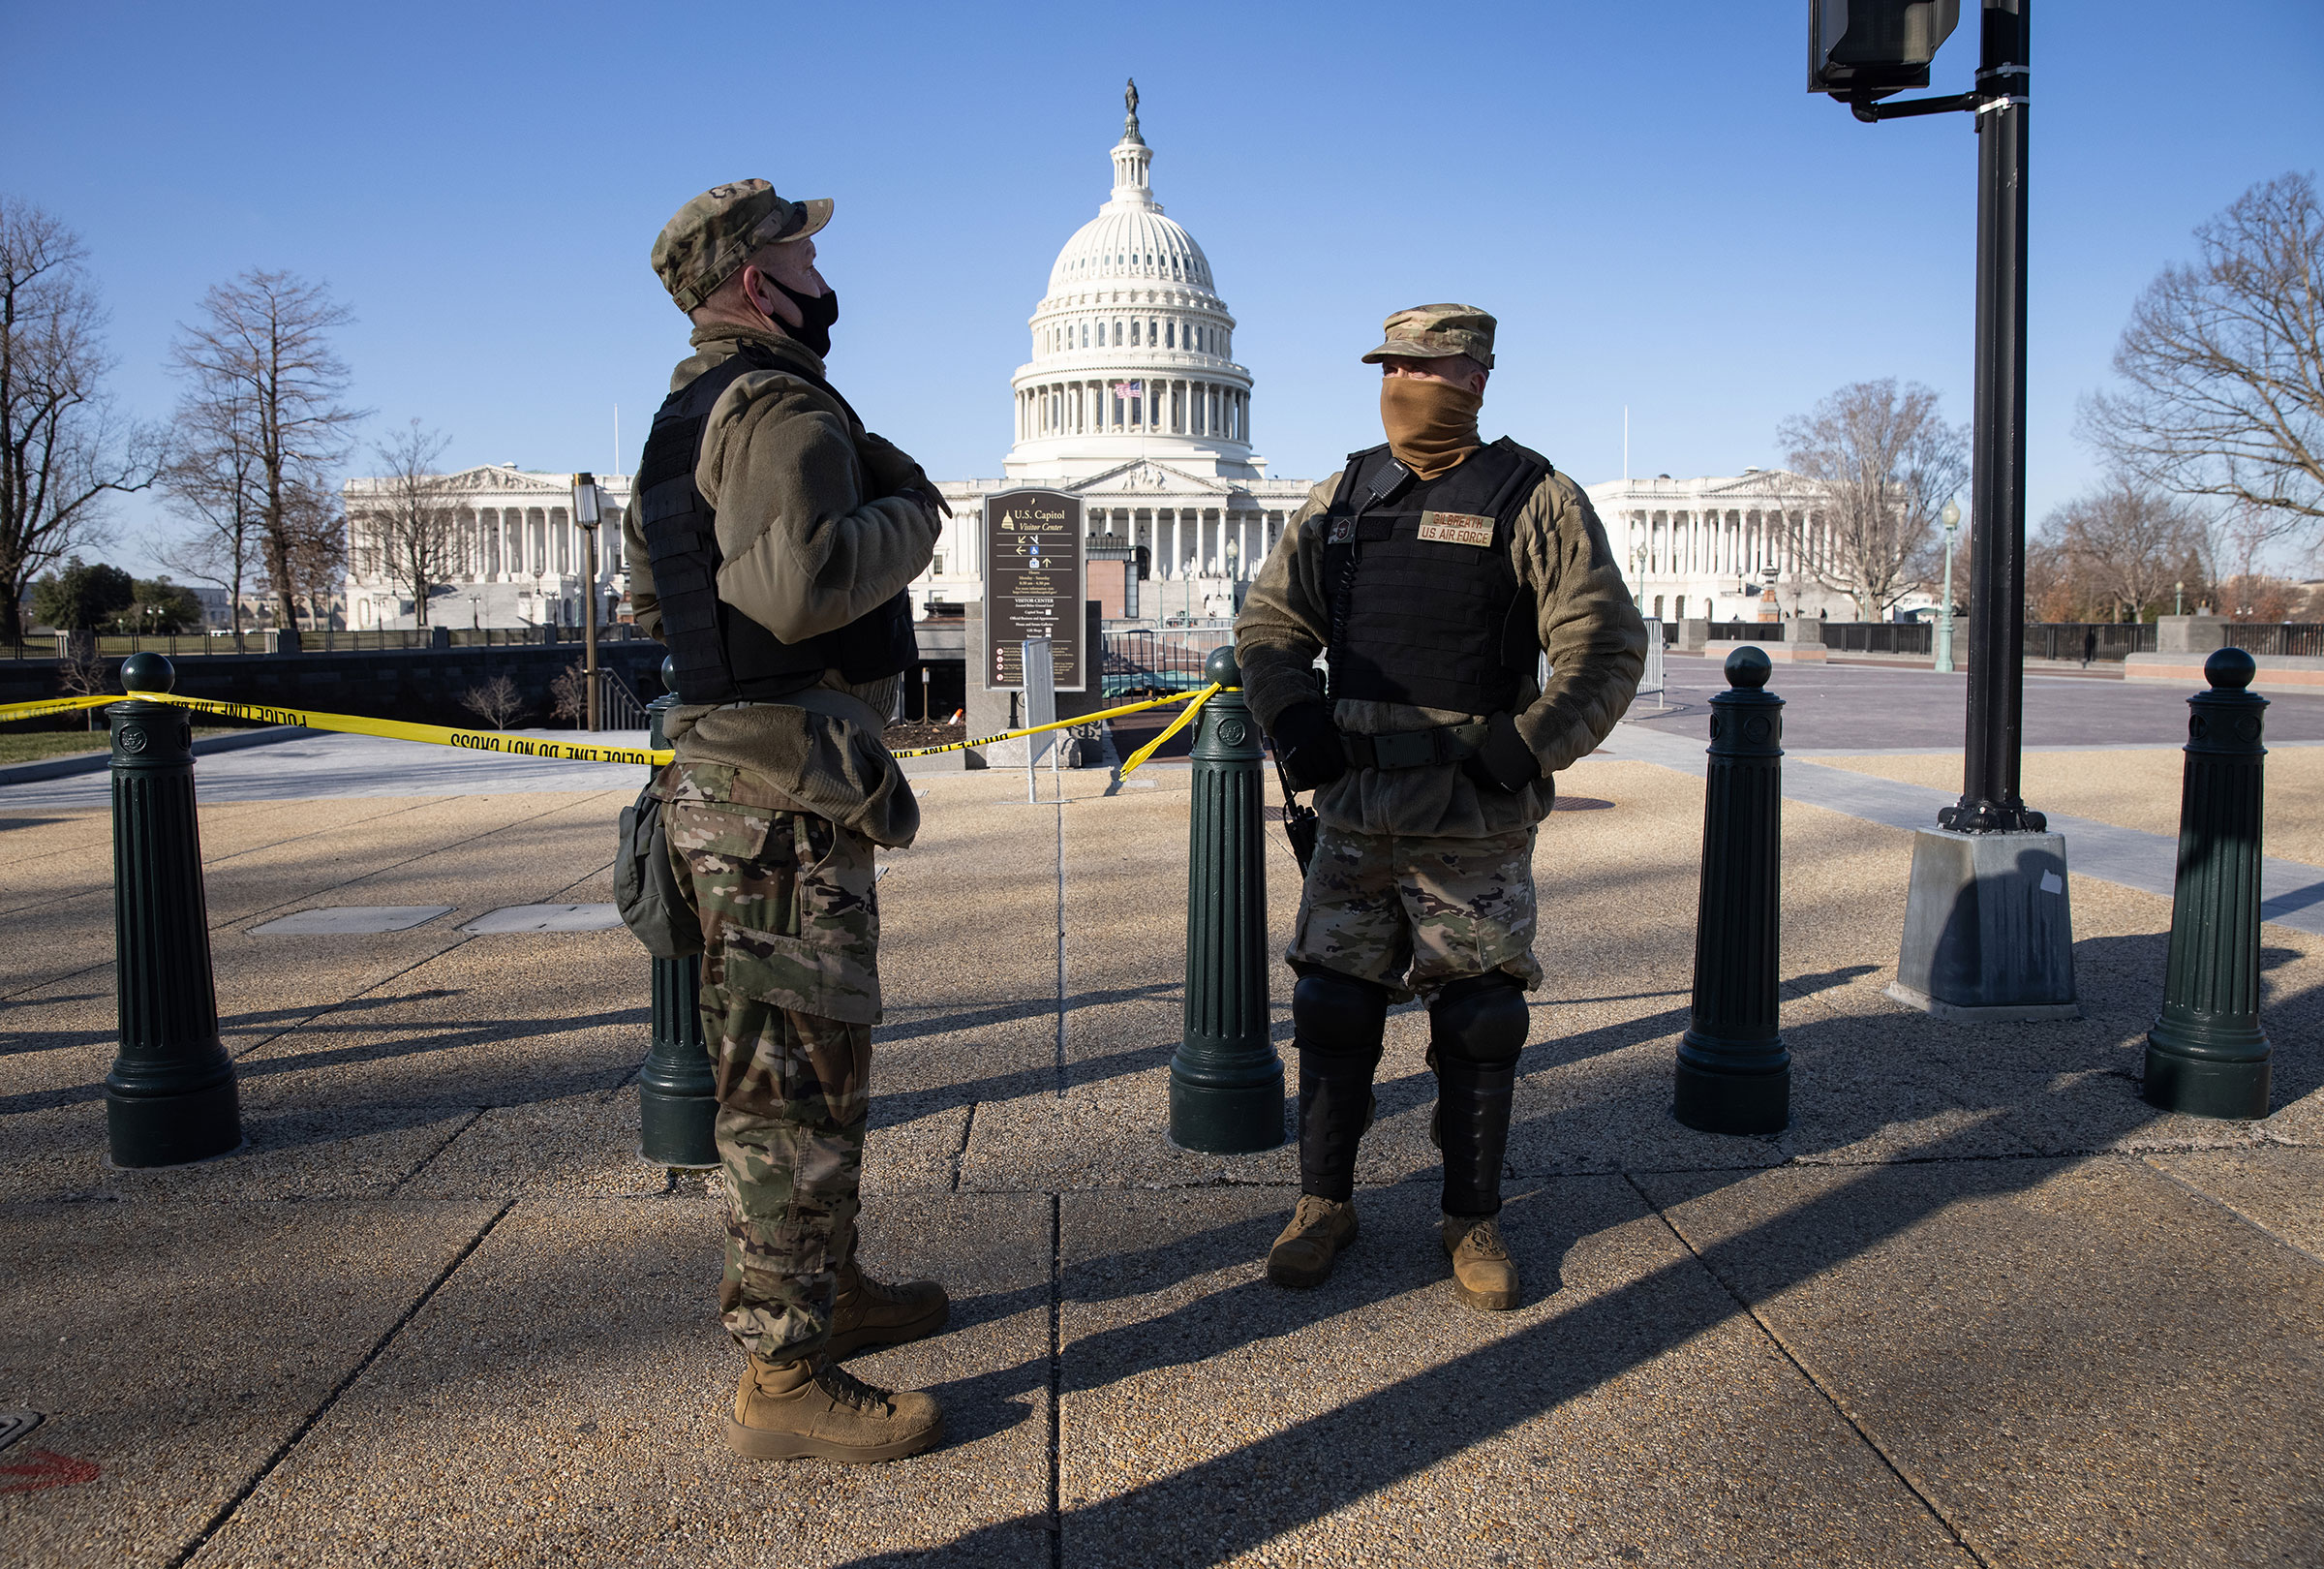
left=1078, top=505, right=1289, bottom=582
left=1585, top=471, right=1890, bottom=625
left=342, top=466, right=633, bottom=630
left=1016, top=378, right=1247, bottom=446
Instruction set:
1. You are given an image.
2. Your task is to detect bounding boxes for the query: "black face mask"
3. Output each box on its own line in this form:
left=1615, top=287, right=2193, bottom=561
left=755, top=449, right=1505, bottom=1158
left=768, top=279, right=839, bottom=357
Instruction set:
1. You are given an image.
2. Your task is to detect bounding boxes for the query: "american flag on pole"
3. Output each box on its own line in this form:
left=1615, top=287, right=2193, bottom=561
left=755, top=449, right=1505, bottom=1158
left=1111, top=380, right=1144, bottom=397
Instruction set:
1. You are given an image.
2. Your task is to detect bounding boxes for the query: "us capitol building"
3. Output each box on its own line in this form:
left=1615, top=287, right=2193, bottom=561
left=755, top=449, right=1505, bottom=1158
left=341, top=84, right=1877, bottom=634
left=919, top=85, right=1315, bottom=622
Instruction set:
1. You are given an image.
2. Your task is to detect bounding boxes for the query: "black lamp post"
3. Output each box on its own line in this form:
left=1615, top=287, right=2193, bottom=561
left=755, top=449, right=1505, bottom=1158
left=1817, top=1, right=2076, bottom=1021
left=572, top=474, right=602, bottom=731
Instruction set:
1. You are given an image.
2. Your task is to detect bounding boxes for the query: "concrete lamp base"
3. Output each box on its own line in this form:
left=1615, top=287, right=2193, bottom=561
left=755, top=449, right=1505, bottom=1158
left=1890, top=828, right=2080, bottom=1022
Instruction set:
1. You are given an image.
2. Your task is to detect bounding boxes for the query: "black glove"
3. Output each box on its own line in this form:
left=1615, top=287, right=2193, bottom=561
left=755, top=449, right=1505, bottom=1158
left=1463, top=712, right=1541, bottom=796
left=1268, top=701, right=1346, bottom=793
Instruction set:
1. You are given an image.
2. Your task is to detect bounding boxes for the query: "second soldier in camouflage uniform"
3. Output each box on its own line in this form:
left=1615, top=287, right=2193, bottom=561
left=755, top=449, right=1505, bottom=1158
left=627, top=180, right=953, bottom=1462
left=1234, top=305, right=1645, bottom=1310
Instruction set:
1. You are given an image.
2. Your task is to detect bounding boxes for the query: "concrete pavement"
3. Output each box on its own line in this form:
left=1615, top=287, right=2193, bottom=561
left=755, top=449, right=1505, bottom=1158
left=1, top=709, right=2319, bottom=1567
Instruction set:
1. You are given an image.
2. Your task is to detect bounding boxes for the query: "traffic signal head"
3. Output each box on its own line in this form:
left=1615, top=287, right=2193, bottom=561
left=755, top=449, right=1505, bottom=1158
left=1809, top=0, right=1962, bottom=99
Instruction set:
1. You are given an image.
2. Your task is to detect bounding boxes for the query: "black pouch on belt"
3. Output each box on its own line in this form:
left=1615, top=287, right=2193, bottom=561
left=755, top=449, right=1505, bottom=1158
left=615, top=773, right=704, bottom=960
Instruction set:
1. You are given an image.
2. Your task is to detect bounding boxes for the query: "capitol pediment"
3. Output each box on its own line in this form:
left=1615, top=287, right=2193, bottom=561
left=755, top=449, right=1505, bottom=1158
left=1069, top=458, right=1236, bottom=497
left=1701, top=468, right=1809, bottom=498
left=439, top=465, right=585, bottom=495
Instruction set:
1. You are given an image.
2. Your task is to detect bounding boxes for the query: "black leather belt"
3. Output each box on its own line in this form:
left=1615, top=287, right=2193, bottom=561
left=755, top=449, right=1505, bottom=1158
left=1340, top=722, right=1488, bottom=771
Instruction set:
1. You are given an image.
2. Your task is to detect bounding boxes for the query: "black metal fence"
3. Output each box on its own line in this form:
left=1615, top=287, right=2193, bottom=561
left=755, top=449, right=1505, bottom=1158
left=1101, top=628, right=1235, bottom=698
left=2024, top=623, right=2157, bottom=661
left=2221, top=624, right=2324, bottom=658
left=1819, top=622, right=1935, bottom=655
left=8, top=625, right=655, bottom=660
left=1706, top=622, right=1789, bottom=642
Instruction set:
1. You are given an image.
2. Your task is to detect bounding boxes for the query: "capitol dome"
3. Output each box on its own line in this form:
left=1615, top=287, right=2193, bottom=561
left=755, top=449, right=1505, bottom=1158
left=1004, top=87, right=1263, bottom=482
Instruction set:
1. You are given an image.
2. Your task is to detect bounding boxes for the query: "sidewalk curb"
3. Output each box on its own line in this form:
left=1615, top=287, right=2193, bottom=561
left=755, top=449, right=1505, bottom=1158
left=0, top=724, right=312, bottom=787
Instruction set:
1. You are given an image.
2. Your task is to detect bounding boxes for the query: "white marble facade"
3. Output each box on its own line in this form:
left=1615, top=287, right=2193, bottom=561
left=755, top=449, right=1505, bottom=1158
left=1585, top=470, right=1912, bottom=625
left=343, top=465, right=631, bottom=631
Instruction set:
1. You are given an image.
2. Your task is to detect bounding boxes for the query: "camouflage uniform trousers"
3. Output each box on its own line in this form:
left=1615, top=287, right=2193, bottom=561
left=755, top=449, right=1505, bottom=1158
left=662, top=762, right=883, bottom=1366
left=1287, top=821, right=1542, bottom=1001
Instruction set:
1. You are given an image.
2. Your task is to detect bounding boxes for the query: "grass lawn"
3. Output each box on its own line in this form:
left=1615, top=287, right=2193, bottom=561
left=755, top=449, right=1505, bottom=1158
left=0, top=725, right=259, bottom=766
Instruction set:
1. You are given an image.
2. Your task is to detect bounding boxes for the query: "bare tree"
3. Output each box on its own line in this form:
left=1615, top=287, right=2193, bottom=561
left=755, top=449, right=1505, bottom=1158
left=0, top=199, right=163, bottom=641
left=548, top=660, right=588, bottom=727
left=2047, top=477, right=2202, bottom=623
left=283, top=479, right=348, bottom=631
left=459, top=672, right=526, bottom=730
left=2080, top=172, right=2324, bottom=541
left=1777, top=379, right=1970, bottom=621
left=350, top=420, right=459, bottom=627
left=169, top=270, right=366, bottom=632
left=155, top=387, right=262, bottom=647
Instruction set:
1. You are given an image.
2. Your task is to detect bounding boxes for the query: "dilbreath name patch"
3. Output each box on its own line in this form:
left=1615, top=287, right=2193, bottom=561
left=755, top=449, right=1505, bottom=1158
left=1417, top=511, right=1495, bottom=547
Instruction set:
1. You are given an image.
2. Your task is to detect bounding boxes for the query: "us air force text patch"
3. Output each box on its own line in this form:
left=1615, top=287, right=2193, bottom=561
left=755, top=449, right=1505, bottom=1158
left=1417, top=511, right=1495, bottom=547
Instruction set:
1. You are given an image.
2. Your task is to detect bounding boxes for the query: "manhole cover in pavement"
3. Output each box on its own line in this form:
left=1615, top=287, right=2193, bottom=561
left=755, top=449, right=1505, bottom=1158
left=0, top=1411, right=41, bottom=1455
left=250, top=906, right=454, bottom=935
left=460, top=904, right=626, bottom=934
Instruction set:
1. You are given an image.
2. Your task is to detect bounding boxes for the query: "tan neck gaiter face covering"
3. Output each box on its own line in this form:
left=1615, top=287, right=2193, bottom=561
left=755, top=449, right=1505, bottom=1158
left=1379, top=376, right=1482, bottom=480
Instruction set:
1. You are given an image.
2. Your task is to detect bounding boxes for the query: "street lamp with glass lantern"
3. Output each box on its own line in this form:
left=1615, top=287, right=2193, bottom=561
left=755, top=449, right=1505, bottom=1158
left=1934, top=498, right=1962, bottom=673
left=572, top=473, right=602, bottom=730
left=1224, top=535, right=1239, bottom=609
left=2176, top=579, right=2185, bottom=617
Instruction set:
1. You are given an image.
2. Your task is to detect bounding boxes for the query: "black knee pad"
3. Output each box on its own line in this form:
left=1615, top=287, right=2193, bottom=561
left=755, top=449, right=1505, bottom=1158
left=1292, top=967, right=1390, bottom=1061
left=1427, top=972, right=1528, bottom=1068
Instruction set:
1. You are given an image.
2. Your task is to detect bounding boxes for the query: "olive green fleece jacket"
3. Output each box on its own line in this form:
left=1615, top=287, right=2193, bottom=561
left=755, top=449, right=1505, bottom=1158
left=1233, top=446, right=1646, bottom=840
left=623, top=324, right=943, bottom=847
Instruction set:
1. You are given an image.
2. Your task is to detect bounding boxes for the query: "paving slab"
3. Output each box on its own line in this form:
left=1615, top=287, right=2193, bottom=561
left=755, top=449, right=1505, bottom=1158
left=2145, top=1146, right=2324, bottom=1261
left=1636, top=1156, right=2324, bottom=1568
left=250, top=905, right=456, bottom=935
left=0, top=1198, right=500, bottom=1569
left=1049, top=1179, right=1972, bottom=1569
left=192, top=1193, right=1053, bottom=1568
left=460, top=902, right=625, bottom=933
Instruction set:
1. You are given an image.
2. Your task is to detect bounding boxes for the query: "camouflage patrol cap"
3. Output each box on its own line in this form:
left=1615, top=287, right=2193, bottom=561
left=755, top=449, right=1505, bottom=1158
left=651, top=179, right=834, bottom=313
left=1360, top=303, right=1497, bottom=370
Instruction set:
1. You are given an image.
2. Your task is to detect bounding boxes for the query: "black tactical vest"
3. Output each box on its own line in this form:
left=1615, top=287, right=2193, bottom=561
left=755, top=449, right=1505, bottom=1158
left=634, top=344, right=917, bottom=706
left=1321, top=439, right=1548, bottom=714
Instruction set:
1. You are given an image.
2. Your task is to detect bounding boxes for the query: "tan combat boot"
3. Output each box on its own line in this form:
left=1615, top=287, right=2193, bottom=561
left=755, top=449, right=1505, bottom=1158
left=1267, top=1194, right=1359, bottom=1289
left=827, top=1259, right=950, bottom=1360
left=724, top=1353, right=943, bottom=1462
left=1442, top=1214, right=1520, bottom=1311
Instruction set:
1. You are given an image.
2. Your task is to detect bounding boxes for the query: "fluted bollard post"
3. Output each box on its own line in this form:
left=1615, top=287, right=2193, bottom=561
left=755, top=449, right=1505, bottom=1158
left=1674, top=647, right=1790, bottom=1134
left=1168, top=644, right=1285, bottom=1154
left=2146, top=648, right=2272, bottom=1119
left=638, top=658, right=718, bottom=1168
left=106, top=653, right=241, bottom=1166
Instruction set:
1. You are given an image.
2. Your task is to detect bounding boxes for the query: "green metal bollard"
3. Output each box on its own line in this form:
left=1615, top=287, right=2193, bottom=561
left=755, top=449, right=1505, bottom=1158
left=1673, top=647, right=1790, bottom=1135
left=105, top=653, right=241, bottom=1166
left=1168, top=645, right=1286, bottom=1154
left=2145, top=648, right=2272, bottom=1119
left=637, top=658, right=718, bottom=1168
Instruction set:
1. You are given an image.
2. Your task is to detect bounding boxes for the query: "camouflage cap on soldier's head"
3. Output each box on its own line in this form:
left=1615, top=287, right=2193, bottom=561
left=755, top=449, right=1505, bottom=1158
left=651, top=179, right=834, bottom=313
left=1359, top=303, right=1497, bottom=370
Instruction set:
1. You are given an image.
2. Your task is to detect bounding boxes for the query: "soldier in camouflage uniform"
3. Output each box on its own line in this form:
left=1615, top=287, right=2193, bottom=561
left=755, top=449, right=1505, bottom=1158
left=1234, top=305, right=1646, bottom=1310
left=626, top=181, right=951, bottom=1463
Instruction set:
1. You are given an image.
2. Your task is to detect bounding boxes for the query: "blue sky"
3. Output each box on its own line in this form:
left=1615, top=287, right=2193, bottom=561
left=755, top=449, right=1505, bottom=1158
left=8, top=1, right=2319, bottom=575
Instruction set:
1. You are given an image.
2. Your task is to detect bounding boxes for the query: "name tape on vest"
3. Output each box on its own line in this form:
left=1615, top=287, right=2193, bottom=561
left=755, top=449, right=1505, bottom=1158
left=1417, top=511, right=1495, bottom=548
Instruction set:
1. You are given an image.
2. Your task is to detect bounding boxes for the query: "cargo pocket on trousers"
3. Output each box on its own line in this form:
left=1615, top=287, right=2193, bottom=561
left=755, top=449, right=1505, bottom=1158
left=721, top=931, right=883, bottom=1028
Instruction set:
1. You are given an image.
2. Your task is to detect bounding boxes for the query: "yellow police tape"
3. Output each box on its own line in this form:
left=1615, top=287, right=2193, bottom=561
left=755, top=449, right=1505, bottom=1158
left=117, top=692, right=674, bottom=765
left=1, top=682, right=1235, bottom=775
left=1118, top=683, right=1221, bottom=777
left=886, top=686, right=1210, bottom=760
left=0, top=693, right=118, bottom=724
